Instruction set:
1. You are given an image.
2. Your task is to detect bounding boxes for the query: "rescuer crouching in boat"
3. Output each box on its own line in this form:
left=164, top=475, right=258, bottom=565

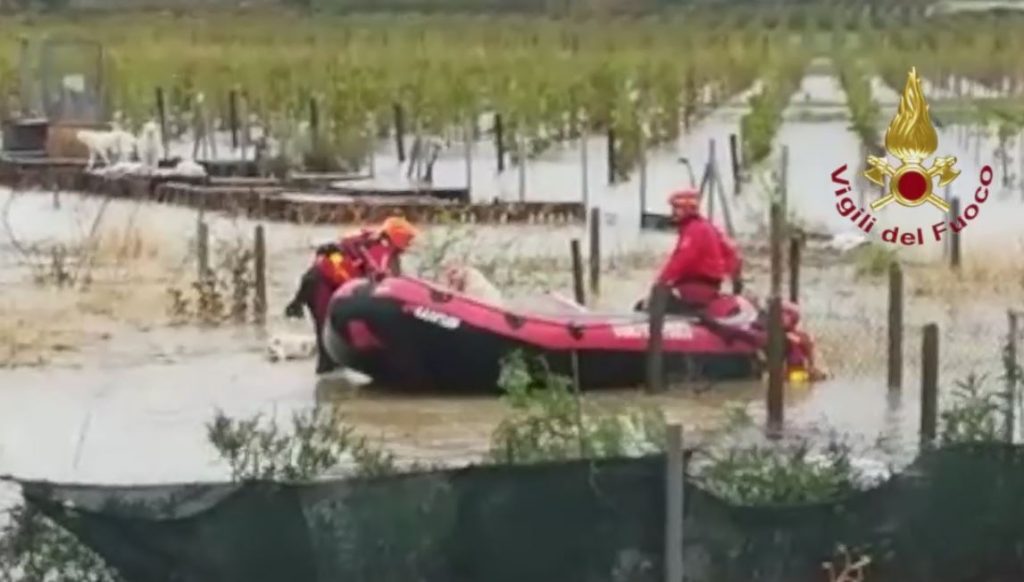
left=284, top=216, right=419, bottom=374
left=635, top=188, right=742, bottom=317
left=633, top=189, right=829, bottom=382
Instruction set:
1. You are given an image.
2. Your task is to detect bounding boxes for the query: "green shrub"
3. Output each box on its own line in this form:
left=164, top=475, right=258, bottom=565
left=695, top=439, right=864, bottom=505
left=488, top=350, right=666, bottom=464
left=852, top=243, right=897, bottom=278
left=938, top=373, right=1006, bottom=446
left=206, top=404, right=402, bottom=481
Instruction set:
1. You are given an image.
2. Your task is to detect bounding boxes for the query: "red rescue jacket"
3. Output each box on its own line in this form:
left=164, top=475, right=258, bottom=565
left=656, top=215, right=731, bottom=288
left=715, top=225, right=742, bottom=279
left=314, top=230, right=396, bottom=288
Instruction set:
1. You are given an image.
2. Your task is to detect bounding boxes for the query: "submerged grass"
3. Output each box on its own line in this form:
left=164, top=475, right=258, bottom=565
left=0, top=195, right=190, bottom=367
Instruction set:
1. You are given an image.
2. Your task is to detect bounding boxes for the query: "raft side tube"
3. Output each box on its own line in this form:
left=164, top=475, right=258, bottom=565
left=325, top=279, right=759, bottom=392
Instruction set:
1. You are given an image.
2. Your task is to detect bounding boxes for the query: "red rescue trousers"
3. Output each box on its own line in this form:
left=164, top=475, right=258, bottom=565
left=672, top=278, right=722, bottom=309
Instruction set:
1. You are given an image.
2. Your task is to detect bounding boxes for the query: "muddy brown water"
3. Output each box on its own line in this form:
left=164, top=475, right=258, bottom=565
left=1, top=71, right=1023, bottom=487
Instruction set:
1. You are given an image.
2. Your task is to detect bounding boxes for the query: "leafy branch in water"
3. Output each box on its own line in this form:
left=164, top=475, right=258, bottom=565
left=694, top=439, right=864, bottom=505
left=166, top=234, right=256, bottom=326
left=488, top=350, right=666, bottom=464
left=687, top=402, right=876, bottom=506
left=206, top=404, right=402, bottom=481
left=938, top=373, right=1005, bottom=446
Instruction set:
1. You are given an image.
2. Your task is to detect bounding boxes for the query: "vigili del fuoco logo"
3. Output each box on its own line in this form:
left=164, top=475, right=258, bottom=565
left=830, top=67, right=994, bottom=246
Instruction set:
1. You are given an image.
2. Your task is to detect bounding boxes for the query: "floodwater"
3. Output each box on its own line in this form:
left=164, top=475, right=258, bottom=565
left=1, top=68, right=1023, bottom=488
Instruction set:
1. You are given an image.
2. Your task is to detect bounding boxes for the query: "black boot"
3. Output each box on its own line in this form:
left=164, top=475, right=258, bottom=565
left=315, top=351, right=337, bottom=375
left=312, top=316, right=337, bottom=375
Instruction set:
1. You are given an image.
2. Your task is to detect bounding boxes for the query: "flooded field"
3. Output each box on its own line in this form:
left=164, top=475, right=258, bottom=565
left=2, top=68, right=1023, bottom=486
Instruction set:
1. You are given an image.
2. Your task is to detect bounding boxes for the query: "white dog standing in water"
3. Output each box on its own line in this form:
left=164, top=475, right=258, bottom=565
left=266, top=333, right=317, bottom=362
left=264, top=332, right=372, bottom=387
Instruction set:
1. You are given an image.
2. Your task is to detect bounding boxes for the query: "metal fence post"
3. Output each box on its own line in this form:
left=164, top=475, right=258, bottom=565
left=665, top=424, right=684, bottom=582
left=646, top=284, right=670, bottom=393
left=888, top=262, right=904, bottom=392
left=921, top=323, right=940, bottom=448
left=1006, top=311, right=1019, bottom=443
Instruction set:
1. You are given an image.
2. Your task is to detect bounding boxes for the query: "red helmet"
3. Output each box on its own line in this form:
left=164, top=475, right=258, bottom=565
left=377, top=216, right=418, bottom=251
left=669, top=188, right=700, bottom=211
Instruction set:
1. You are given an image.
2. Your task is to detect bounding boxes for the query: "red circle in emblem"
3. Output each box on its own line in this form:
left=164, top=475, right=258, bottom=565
left=897, top=171, right=928, bottom=201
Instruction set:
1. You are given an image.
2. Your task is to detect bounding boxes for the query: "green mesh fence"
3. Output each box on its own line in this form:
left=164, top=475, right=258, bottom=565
left=16, top=443, right=1024, bottom=582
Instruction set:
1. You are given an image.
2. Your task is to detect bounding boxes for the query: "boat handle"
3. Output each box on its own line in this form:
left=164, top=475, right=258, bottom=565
left=566, top=322, right=584, bottom=340
left=504, top=313, right=525, bottom=329
left=428, top=288, right=453, bottom=303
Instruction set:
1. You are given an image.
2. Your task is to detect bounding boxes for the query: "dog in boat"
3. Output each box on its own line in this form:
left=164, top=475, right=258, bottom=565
left=441, top=264, right=505, bottom=306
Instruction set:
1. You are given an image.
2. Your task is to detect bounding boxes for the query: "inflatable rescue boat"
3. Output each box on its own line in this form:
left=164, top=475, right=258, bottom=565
left=322, top=276, right=812, bottom=392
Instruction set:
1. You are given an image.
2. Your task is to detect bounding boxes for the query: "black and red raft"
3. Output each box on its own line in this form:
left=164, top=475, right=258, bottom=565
left=321, top=276, right=815, bottom=393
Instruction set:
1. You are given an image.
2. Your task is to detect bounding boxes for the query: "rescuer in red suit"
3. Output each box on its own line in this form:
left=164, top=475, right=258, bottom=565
left=639, top=188, right=741, bottom=316
left=285, top=216, right=419, bottom=373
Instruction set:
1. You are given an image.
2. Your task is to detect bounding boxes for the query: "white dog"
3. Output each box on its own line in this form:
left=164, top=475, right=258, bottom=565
left=266, top=333, right=317, bottom=362
left=442, top=264, right=505, bottom=306
left=137, top=121, right=162, bottom=168
left=77, top=128, right=137, bottom=170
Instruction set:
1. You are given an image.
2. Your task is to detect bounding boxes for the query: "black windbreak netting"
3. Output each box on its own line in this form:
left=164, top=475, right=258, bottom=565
left=17, top=444, right=1024, bottom=582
